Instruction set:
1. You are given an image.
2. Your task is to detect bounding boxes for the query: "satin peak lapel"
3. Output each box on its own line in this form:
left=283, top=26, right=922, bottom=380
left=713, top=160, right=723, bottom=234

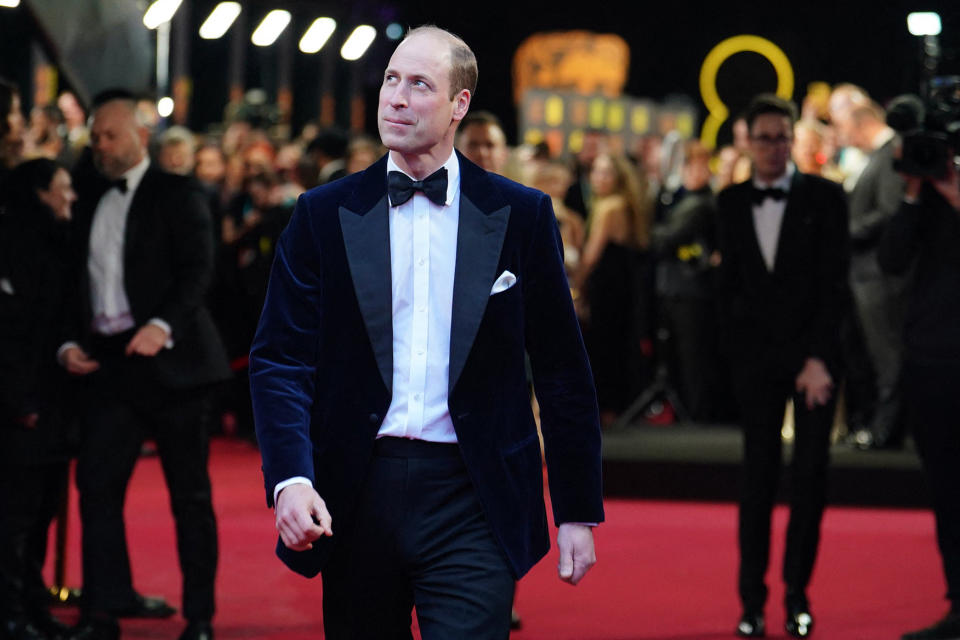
left=772, top=173, right=805, bottom=274
left=448, top=193, right=510, bottom=393
left=339, top=196, right=393, bottom=394
left=122, top=172, right=151, bottom=264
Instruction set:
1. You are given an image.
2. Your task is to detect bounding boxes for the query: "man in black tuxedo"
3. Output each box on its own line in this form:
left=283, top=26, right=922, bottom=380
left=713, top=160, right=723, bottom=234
left=59, top=92, right=230, bottom=640
left=716, top=94, right=849, bottom=638
left=250, top=26, right=603, bottom=639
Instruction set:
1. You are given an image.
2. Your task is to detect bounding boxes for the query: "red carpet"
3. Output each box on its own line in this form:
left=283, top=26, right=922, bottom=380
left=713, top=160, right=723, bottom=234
left=47, top=437, right=946, bottom=639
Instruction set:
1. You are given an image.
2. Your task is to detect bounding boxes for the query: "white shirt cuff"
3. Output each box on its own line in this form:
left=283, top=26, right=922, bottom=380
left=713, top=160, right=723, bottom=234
left=274, top=476, right=313, bottom=505
left=57, top=341, right=81, bottom=366
left=148, top=318, right=174, bottom=349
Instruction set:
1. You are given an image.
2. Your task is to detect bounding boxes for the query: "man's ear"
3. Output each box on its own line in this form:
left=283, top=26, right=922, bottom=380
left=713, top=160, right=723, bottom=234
left=452, top=89, right=471, bottom=123
left=137, top=125, right=150, bottom=150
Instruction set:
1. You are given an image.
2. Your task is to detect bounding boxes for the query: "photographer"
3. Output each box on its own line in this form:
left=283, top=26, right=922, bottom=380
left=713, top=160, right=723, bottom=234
left=879, top=149, right=960, bottom=640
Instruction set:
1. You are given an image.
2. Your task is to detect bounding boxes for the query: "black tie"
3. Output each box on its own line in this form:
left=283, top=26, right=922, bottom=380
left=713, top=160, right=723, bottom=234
left=388, top=168, right=448, bottom=207
left=752, top=186, right=787, bottom=206
left=109, top=178, right=128, bottom=194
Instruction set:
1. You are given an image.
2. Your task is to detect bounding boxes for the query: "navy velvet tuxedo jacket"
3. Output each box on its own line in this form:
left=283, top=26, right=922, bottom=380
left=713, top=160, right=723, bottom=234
left=716, top=171, right=850, bottom=380
left=249, top=151, right=604, bottom=579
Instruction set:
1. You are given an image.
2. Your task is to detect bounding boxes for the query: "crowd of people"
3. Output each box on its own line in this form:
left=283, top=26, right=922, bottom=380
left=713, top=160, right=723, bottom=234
left=1, top=34, right=959, bottom=639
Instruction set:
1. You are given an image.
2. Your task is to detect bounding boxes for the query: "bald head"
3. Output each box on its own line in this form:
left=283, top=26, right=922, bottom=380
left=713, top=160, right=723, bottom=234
left=90, top=98, right=149, bottom=179
left=828, top=84, right=870, bottom=147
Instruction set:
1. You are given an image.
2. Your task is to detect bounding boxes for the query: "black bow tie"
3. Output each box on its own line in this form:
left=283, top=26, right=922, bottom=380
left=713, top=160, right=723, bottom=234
left=752, top=186, right=787, bottom=205
left=108, top=178, right=128, bottom=194
left=388, top=168, right=448, bottom=207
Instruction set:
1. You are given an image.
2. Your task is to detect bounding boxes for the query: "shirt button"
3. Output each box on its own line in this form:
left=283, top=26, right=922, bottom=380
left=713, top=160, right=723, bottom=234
left=413, top=394, right=421, bottom=402
left=418, top=258, right=426, bottom=266
left=417, top=349, right=424, bottom=356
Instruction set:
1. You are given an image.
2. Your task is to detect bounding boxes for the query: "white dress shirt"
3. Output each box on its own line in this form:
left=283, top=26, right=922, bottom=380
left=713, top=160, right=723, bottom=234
left=378, top=151, right=460, bottom=442
left=88, top=156, right=150, bottom=335
left=871, top=127, right=896, bottom=154
left=274, top=150, right=462, bottom=502
left=751, top=164, right=794, bottom=272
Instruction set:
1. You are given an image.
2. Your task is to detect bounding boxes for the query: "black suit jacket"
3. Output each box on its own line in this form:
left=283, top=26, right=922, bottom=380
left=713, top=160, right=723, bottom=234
left=71, top=166, right=230, bottom=390
left=716, top=172, right=849, bottom=379
left=250, top=152, right=604, bottom=580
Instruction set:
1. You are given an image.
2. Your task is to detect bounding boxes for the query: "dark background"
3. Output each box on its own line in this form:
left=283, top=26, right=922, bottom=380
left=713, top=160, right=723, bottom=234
left=1, top=0, right=957, bottom=147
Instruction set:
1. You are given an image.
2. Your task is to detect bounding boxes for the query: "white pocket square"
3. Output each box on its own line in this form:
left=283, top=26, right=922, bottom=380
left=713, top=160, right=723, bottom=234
left=490, top=270, right=517, bottom=295
left=0, top=278, right=14, bottom=296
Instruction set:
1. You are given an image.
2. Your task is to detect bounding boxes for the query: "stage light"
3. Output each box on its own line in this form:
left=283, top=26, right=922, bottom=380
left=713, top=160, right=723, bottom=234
left=385, top=23, right=404, bottom=41
left=299, top=17, right=336, bottom=54
left=908, top=12, right=941, bottom=36
left=199, top=2, right=241, bottom=40
left=157, top=97, right=174, bottom=118
left=0, top=0, right=21, bottom=8
left=251, top=9, right=291, bottom=47
left=143, top=0, right=183, bottom=29
left=341, top=25, right=376, bottom=61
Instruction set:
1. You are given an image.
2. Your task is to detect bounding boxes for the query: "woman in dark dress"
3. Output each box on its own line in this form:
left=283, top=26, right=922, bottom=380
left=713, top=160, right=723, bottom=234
left=0, top=158, right=78, bottom=639
left=575, top=152, right=653, bottom=425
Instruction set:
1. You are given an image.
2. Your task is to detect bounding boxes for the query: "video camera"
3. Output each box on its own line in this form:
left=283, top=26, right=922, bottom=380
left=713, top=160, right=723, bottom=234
left=887, top=76, right=960, bottom=179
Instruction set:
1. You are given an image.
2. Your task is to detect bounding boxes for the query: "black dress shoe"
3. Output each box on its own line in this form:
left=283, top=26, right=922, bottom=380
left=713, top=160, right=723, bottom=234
left=179, top=620, right=213, bottom=640
left=785, top=602, right=814, bottom=637
left=736, top=611, right=765, bottom=637
left=67, top=617, right=119, bottom=640
left=902, top=611, right=960, bottom=639
left=109, top=594, right=176, bottom=619
left=844, top=427, right=874, bottom=450
left=2, top=617, right=48, bottom=640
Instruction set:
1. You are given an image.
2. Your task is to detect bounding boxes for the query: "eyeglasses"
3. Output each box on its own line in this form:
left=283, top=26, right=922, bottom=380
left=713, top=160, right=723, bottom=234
left=751, top=134, right=792, bottom=147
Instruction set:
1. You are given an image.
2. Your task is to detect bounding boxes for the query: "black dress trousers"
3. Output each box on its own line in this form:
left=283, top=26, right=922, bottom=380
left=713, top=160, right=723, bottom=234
left=320, top=437, right=515, bottom=640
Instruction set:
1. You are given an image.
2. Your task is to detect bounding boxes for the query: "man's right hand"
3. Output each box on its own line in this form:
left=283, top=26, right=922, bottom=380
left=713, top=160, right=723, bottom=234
left=275, top=483, right=333, bottom=551
left=61, top=346, right=100, bottom=375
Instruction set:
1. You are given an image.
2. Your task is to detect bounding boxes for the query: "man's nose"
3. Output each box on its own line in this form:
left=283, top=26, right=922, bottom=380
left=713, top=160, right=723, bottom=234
left=387, top=85, right=408, bottom=108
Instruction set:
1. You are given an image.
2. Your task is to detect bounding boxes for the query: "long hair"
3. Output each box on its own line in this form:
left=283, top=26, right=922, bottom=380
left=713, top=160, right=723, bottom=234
left=597, top=152, right=651, bottom=249
left=1, top=157, right=59, bottom=213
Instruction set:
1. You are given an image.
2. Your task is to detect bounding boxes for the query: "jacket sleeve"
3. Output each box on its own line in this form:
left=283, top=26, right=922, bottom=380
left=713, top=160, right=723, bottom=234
left=523, top=191, right=604, bottom=526
left=249, top=194, right=323, bottom=507
left=153, top=180, right=216, bottom=337
left=849, top=154, right=905, bottom=247
left=807, top=182, right=850, bottom=370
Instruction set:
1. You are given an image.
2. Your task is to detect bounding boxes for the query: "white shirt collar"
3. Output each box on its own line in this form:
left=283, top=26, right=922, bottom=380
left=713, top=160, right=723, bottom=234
left=386, top=150, right=460, bottom=207
left=120, top=155, right=151, bottom=194
left=752, top=162, right=795, bottom=192
left=871, top=127, right=896, bottom=152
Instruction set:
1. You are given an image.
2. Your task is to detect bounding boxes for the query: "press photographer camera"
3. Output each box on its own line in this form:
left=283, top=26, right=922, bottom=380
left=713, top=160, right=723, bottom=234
left=886, top=76, right=960, bottom=179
